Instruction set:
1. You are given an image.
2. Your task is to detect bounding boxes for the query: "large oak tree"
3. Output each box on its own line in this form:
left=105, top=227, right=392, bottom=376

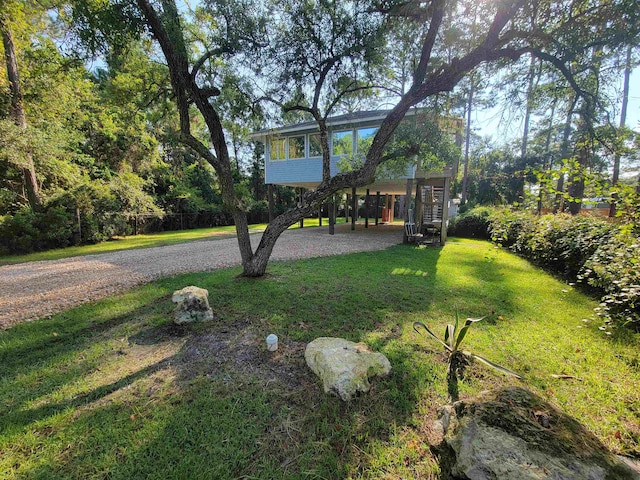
left=74, top=0, right=639, bottom=276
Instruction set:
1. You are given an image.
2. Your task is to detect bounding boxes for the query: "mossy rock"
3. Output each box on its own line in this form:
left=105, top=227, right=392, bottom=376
left=441, top=387, right=639, bottom=480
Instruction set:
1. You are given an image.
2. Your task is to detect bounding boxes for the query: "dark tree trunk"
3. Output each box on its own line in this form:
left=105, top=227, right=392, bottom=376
left=137, top=0, right=254, bottom=269
left=553, top=96, right=577, bottom=213
left=461, top=80, right=475, bottom=205
left=351, top=187, right=356, bottom=230
left=567, top=160, right=586, bottom=215
left=1, top=17, right=41, bottom=211
left=268, top=184, right=274, bottom=222
left=345, top=193, right=350, bottom=223
left=609, top=45, right=632, bottom=217
left=299, top=188, right=304, bottom=228
left=567, top=109, right=591, bottom=216
left=364, top=189, right=369, bottom=228
left=538, top=99, right=556, bottom=214
left=567, top=45, right=602, bottom=216
left=328, top=196, right=335, bottom=235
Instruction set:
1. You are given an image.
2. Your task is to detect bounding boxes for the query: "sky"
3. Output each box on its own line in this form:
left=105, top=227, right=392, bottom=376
left=475, top=69, right=640, bottom=141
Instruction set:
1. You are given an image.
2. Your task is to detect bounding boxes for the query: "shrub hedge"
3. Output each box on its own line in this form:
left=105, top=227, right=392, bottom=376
left=447, top=206, right=493, bottom=239
left=450, top=207, right=639, bottom=329
left=489, top=209, right=639, bottom=328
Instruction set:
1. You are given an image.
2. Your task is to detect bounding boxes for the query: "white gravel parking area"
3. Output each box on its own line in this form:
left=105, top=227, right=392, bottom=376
left=1, top=223, right=403, bottom=328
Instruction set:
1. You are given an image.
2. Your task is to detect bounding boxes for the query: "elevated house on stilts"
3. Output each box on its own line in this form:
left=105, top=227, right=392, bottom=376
left=250, top=109, right=463, bottom=245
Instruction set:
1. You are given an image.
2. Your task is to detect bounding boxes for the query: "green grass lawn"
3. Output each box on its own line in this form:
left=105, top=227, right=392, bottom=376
left=0, top=218, right=332, bottom=265
left=1, top=238, right=638, bottom=479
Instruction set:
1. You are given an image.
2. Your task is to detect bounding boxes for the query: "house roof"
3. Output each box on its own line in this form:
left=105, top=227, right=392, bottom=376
left=249, top=109, right=396, bottom=138
left=250, top=108, right=464, bottom=141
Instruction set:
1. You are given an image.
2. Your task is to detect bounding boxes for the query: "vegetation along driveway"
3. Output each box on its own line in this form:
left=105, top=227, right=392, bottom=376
left=1, top=224, right=402, bottom=329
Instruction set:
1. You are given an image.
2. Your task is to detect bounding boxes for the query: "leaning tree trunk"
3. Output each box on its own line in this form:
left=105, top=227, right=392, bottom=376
left=137, top=0, right=255, bottom=272
left=1, top=15, right=42, bottom=211
left=234, top=4, right=534, bottom=277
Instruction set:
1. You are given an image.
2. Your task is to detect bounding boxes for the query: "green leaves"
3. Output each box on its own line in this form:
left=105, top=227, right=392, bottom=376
left=487, top=208, right=640, bottom=328
left=455, top=315, right=485, bottom=350
left=413, top=312, right=487, bottom=354
left=467, top=351, right=521, bottom=379
left=413, top=311, right=521, bottom=397
left=413, top=320, right=451, bottom=352
left=377, top=116, right=459, bottom=181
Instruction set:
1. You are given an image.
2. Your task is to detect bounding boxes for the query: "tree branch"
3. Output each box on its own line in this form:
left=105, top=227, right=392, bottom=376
left=528, top=48, right=595, bottom=108
left=190, top=46, right=233, bottom=82
left=255, top=96, right=315, bottom=117
left=323, top=83, right=378, bottom=117
left=486, top=0, right=527, bottom=45
left=136, top=0, right=191, bottom=134
left=413, top=0, right=445, bottom=84
left=312, top=56, right=340, bottom=110
left=180, top=132, right=222, bottom=172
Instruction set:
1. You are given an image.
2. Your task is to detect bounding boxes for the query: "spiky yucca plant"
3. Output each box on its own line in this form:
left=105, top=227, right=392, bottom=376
left=413, top=312, right=521, bottom=402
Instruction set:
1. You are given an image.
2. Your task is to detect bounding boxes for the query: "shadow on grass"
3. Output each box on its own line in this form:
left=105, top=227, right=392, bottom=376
left=5, top=241, right=583, bottom=478
left=0, top=358, right=173, bottom=436
left=0, top=294, right=176, bottom=426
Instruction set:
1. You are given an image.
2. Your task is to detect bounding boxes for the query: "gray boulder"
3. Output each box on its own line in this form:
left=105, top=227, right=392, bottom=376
left=441, top=387, right=639, bottom=480
left=304, top=337, right=391, bottom=401
left=171, top=286, right=214, bottom=324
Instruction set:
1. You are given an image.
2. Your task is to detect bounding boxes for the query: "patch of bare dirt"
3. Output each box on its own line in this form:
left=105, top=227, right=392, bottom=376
left=139, top=318, right=316, bottom=391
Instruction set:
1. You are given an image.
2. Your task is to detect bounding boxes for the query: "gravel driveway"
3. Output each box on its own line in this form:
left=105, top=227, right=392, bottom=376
left=1, top=223, right=403, bottom=329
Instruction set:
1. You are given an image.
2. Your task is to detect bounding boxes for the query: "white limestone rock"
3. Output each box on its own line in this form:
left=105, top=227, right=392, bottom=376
left=171, top=286, right=214, bottom=324
left=304, top=337, right=391, bottom=401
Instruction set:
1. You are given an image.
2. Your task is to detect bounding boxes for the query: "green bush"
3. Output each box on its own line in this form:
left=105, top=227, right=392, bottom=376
left=0, top=178, right=154, bottom=254
left=487, top=208, right=536, bottom=250
left=0, top=205, right=75, bottom=253
left=0, top=207, right=40, bottom=253
left=247, top=200, right=269, bottom=224
left=489, top=211, right=613, bottom=276
left=581, top=234, right=640, bottom=327
left=487, top=208, right=639, bottom=328
left=49, top=183, right=128, bottom=244
left=448, top=206, right=493, bottom=239
left=37, top=206, right=76, bottom=248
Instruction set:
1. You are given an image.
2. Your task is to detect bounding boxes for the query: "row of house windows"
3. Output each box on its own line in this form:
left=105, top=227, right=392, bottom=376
left=269, top=127, right=378, bottom=161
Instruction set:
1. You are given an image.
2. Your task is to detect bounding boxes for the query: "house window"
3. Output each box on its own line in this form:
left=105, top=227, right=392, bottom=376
left=332, top=130, right=353, bottom=156
left=288, top=135, right=306, bottom=159
left=309, top=133, right=322, bottom=157
left=270, top=138, right=285, bottom=161
left=357, top=127, right=377, bottom=155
